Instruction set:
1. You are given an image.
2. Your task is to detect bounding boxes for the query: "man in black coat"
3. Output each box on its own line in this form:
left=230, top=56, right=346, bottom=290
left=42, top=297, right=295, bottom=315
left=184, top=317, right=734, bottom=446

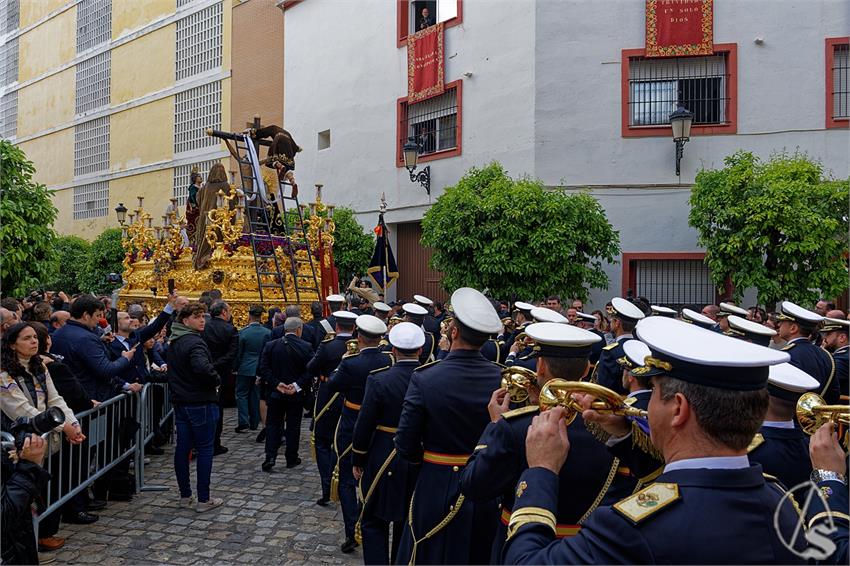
left=202, top=300, right=239, bottom=455
left=108, top=298, right=176, bottom=383
left=2, top=435, right=50, bottom=565
left=258, top=316, right=313, bottom=471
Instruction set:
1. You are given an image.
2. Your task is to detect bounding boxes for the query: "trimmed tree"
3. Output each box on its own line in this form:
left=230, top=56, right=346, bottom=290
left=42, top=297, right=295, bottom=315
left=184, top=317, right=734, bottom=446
left=689, top=151, right=849, bottom=310
left=421, top=162, right=621, bottom=301
left=331, top=207, right=374, bottom=282
left=78, top=228, right=125, bottom=295
left=45, top=235, right=91, bottom=295
left=0, top=141, right=58, bottom=296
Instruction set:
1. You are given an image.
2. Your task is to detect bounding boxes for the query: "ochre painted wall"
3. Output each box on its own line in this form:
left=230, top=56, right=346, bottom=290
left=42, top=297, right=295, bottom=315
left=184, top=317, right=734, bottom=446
left=18, top=8, right=76, bottom=83
left=110, top=169, right=175, bottom=224
left=111, top=25, right=175, bottom=106
left=112, top=0, right=175, bottom=40
left=16, top=67, right=76, bottom=138
left=110, top=97, right=174, bottom=172
left=17, top=128, right=74, bottom=188
left=19, top=0, right=67, bottom=29
left=51, top=188, right=75, bottom=236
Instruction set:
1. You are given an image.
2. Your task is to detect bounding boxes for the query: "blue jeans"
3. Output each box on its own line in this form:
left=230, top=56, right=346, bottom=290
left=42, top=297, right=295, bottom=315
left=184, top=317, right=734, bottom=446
left=235, top=375, right=260, bottom=429
left=174, top=404, right=219, bottom=502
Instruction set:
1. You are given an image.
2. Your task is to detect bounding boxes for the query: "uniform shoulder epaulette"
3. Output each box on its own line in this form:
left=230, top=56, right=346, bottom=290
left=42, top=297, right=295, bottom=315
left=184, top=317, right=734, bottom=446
left=321, top=335, right=334, bottom=343
left=781, top=342, right=796, bottom=351
left=415, top=359, right=441, bottom=371
left=603, top=342, right=619, bottom=351
left=500, top=405, right=539, bottom=421
left=612, top=483, right=680, bottom=524
left=747, top=433, right=765, bottom=453
left=369, top=366, right=391, bottom=376
left=342, top=351, right=360, bottom=359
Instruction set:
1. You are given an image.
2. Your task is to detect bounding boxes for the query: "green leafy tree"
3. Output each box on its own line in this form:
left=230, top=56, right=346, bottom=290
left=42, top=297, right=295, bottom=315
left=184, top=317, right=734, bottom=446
left=78, top=228, right=125, bottom=295
left=421, top=162, right=621, bottom=300
left=0, top=141, right=58, bottom=296
left=689, top=151, right=849, bottom=310
left=45, top=236, right=91, bottom=295
left=331, top=207, right=374, bottom=282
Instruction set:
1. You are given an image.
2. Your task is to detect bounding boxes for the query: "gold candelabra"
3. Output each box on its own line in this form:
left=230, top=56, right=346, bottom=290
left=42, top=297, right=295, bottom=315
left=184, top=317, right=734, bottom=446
left=205, top=184, right=244, bottom=259
left=305, top=184, right=335, bottom=262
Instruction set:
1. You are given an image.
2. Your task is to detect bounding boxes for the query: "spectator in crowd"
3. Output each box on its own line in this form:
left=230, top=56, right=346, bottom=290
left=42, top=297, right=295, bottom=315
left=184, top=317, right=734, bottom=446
left=827, top=309, right=847, bottom=320
left=545, top=295, right=562, bottom=311
left=565, top=307, right=578, bottom=324
left=32, top=302, right=52, bottom=328
left=202, top=300, right=238, bottom=456
left=2, top=434, right=50, bottom=565
left=0, top=308, right=17, bottom=335
left=747, top=306, right=766, bottom=323
left=303, top=301, right=324, bottom=351
left=571, top=298, right=584, bottom=312
left=764, top=314, right=786, bottom=350
left=48, top=311, right=70, bottom=335
left=1, top=298, right=22, bottom=321
left=419, top=6, right=434, bottom=29
left=0, top=322, right=85, bottom=552
left=234, top=306, right=270, bottom=434
left=701, top=304, right=720, bottom=321
left=815, top=299, right=835, bottom=316
left=109, top=296, right=177, bottom=385
left=348, top=276, right=380, bottom=306
left=265, top=307, right=281, bottom=331
left=167, top=302, right=223, bottom=512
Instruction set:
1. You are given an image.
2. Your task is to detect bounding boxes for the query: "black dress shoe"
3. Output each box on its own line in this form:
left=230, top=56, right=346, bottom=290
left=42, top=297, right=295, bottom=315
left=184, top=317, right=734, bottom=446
left=213, top=445, right=229, bottom=456
left=107, top=492, right=133, bottom=502
left=316, top=498, right=330, bottom=507
left=64, top=511, right=99, bottom=524
left=340, top=537, right=359, bottom=553
left=234, top=425, right=249, bottom=433
left=86, top=499, right=107, bottom=511
left=286, top=457, right=302, bottom=469
left=146, top=445, right=165, bottom=455
left=261, top=458, right=275, bottom=472
left=255, top=428, right=267, bottom=443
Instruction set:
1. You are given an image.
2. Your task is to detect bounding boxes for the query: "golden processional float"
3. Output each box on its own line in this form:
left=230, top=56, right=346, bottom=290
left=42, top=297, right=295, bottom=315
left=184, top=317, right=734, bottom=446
left=115, top=121, right=339, bottom=326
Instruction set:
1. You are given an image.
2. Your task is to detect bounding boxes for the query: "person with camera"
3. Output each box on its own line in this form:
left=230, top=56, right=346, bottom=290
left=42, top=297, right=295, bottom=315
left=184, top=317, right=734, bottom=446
left=2, top=433, right=51, bottom=564
left=1, top=322, right=84, bottom=553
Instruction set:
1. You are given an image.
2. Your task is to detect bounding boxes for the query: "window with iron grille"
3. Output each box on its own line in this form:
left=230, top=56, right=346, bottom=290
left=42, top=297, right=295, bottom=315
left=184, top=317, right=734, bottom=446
left=633, top=259, right=715, bottom=312
left=628, top=54, right=728, bottom=127
left=73, top=181, right=109, bottom=220
left=831, top=44, right=849, bottom=120
left=0, top=36, right=18, bottom=86
left=0, top=0, right=18, bottom=36
left=173, top=159, right=220, bottom=206
left=174, top=81, right=221, bottom=154
left=176, top=0, right=197, bottom=8
left=176, top=2, right=222, bottom=81
left=399, top=87, right=458, bottom=158
left=74, top=116, right=109, bottom=176
left=77, top=0, right=111, bottom=54
left=0, top=91, right=16, bottom=139
left=75, top=51, right=110, bottom=115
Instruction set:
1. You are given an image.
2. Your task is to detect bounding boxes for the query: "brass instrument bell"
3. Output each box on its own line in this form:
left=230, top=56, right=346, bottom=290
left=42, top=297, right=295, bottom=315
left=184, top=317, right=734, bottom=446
left=796, top=392, right=850, bottom=443
left=500, top=366, right=539, bottom=404
left=538, top=379, right=648, bottom=426
left=345, top=339, right=359, bottom=356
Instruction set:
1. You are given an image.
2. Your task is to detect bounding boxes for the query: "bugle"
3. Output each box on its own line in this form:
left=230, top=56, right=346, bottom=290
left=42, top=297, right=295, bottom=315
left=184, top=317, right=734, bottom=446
left=539, top=379, right=648, bottom=426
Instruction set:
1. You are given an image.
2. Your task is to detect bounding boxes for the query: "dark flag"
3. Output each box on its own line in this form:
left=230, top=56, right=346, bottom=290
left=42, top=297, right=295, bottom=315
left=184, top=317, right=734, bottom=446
left=366, top=212, right=399, bottom=293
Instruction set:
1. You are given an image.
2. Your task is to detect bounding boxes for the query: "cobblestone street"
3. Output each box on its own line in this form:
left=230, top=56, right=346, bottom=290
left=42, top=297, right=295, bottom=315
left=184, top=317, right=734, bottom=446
left=53, top=409, right=361, bottom=565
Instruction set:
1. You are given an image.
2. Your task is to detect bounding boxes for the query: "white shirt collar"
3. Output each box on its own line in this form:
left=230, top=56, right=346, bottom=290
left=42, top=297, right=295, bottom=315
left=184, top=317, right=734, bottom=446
left=337, top=332, right=352, bottom=337
left=788, top=337, right=810, bottom=344
left=629, top=389, right=652, bottom=397
left=663, top=455, right=750, bottom=474
left=617, top=333, right=633, bottom=342
left=115, top=334, right=130, bottom=349
left=762, top=420, right=795, bottom=429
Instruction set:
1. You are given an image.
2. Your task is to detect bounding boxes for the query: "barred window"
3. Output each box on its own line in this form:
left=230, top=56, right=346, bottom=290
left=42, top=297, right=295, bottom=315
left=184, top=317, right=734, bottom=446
left=832, top=44, right=849, bottom=120
left=173, top=159, right=220, bottom=206
left=75, top=51, right=110, bottom=115
left=399, top=87, right=458, bottom=157
left=73, top=181, right=109, bottom=220
left=77, top=0, right=111, bottom=53
left=0, top=91, right=17, bottom=139
left=175, top=2, right=222, bottom=81
left=0, top=36, right=18, bottom=86
left=174, top=81, right=221, bottom=154
left=628, top=54, right=728, bottom=127
left=176, top=0, right=197, bottom=8
left=74, top=116, right=109, bottom=176
left=0, top=0, right=18, bottom=36
left=633, top=259, right=714, bottom=312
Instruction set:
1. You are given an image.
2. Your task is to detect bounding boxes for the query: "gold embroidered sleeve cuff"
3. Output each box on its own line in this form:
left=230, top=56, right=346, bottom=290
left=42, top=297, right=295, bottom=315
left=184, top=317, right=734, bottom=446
left=506, top=507, right=557, bottom=539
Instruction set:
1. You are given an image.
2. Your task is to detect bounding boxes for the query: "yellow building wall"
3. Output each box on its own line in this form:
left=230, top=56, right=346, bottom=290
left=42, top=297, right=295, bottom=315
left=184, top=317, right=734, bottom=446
left=19, top=0, right=67, bottom=29
left=16, top=67, right=76, bottom=138
left=110, top=98, right=173, bottom=172
left=112, top=0, right=175, bottom=40
left=18, top=9, right=76, bottom=83
left=111, top=25, right=175, bottom=106
left=110, top=169, right=175, bottom=227
left=17, top=128, right=74, bottom=188
left=51, top=188, right=75, bottom=236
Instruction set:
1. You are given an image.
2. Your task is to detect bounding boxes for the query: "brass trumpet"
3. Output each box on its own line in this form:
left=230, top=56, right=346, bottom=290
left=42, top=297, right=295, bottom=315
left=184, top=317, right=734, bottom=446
left=796, top=392, right=850, bottom=441
left=345, top=339, right=359, bottom=356
left=501, top=317, right=516, bottom=334
left=513, top=332, right=533, bottom=349
left=500, top=366, right=539, bottom=404
left=539, top=379, right=648, bottom=426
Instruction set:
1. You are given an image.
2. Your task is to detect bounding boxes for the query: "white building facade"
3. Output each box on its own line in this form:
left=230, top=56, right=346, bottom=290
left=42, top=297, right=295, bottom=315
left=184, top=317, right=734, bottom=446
left=281, top=0, right=849, bottom=309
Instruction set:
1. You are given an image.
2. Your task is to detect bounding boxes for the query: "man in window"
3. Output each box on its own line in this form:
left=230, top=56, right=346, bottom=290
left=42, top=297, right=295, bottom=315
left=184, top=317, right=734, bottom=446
left=419, top=7, right=435, bottom=30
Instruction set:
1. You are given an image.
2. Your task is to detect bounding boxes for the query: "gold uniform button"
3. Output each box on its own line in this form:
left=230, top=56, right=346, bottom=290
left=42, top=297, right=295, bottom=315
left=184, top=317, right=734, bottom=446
left=452, top=466, right=459, bottom=472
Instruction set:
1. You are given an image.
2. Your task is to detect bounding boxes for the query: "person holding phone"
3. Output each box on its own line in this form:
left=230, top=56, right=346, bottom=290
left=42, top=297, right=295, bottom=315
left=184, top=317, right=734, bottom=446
left=2, top=434, right=51, bottom=564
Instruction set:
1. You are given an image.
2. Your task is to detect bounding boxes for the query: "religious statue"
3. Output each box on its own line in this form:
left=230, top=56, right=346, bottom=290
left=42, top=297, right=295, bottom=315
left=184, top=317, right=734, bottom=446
left=192, top=163, right=236, bottom=270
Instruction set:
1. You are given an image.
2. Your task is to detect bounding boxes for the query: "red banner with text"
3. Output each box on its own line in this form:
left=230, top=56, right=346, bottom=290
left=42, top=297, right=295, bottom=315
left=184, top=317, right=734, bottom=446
left=408, top=22, right=444, bottom=103
left=646, top=0, right=713, bottom=57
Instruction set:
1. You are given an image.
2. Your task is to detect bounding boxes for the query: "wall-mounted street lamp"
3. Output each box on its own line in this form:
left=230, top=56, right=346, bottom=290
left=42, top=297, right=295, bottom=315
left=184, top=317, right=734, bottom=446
left=402, top=137, right=431, bottom=196
left=115, top=202, right=127, bottom=225
left=670, top=104, right=694, bottom=177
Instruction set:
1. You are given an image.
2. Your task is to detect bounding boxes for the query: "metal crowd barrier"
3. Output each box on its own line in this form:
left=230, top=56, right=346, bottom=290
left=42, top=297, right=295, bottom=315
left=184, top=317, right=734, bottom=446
left=36, top=382, right=173, bottom=524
